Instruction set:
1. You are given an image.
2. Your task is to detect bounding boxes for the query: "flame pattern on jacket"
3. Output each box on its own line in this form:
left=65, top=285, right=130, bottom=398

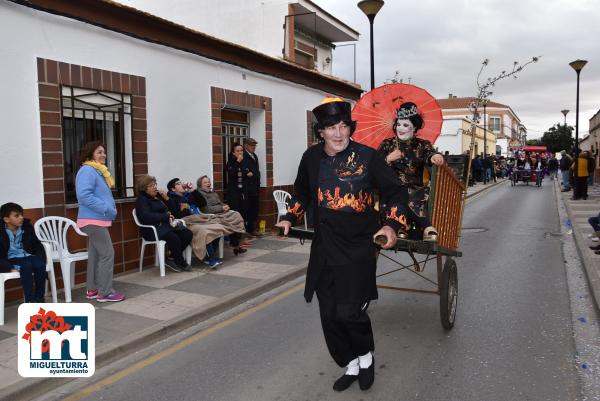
left=318, top=187, right=373, bottom=212
left=386, top=206, right=409, bottom=230
left=287, top=201, right=304, bottom=220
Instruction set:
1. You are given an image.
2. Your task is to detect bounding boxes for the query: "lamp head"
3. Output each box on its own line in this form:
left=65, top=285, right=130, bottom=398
left=358, top=0, right=384, bottom=19
left=569, top=59, right=587, bottom=72
left=561, top=109, right=569, bottom=117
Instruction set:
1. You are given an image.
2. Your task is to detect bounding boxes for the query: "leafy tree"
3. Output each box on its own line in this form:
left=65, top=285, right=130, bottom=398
left=540, top=124, right=574, bottom=153
left=526, top=139, right=542, bottom=146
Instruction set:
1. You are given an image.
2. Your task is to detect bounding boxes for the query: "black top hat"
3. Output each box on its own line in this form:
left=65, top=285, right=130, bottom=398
left=312, top=98, right=352, bottom=128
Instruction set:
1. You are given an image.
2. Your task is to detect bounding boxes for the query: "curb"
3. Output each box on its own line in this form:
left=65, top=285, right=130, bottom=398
left=466, top=178, right=507, bottom=199
left=557, top=182, right=600, bottom=311
left=0, top=264, right=307, bottom=401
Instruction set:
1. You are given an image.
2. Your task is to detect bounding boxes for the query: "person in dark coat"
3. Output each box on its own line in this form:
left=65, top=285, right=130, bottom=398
left=0, top=202, right=47, bottom=302
left=472, top=155, right=483, bottom=182
left=165, top=178, right=194, bottom=219
left=243, top=138, right=261, bottom=235
left=225, top=143, right=247, bottom=219
left=135, top=175, right=193, bottom=272
left=548, top=156, right=559, bottom=180
left=276, top=97, right=411, bottom=393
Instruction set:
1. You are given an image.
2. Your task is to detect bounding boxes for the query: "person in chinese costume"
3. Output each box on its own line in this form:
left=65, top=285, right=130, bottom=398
left=276, top=97, right=411, bottom=392
left=377, top=102, right=444, bottom=241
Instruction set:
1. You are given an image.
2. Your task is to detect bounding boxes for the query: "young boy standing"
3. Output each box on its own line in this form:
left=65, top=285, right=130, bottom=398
left=0, top=203, right=47, bottom=302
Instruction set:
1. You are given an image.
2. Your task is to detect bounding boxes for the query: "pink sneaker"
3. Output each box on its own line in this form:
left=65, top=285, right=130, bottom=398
left=96, top=291, right=126, bottom=303
left=86, top=289, right=99, bottom=299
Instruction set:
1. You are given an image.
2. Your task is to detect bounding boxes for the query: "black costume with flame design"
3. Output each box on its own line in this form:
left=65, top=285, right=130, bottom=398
left=282, top=140, right=410, bottom=304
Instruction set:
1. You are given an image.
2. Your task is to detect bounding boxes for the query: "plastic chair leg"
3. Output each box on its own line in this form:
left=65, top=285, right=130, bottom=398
left=0, top=279, right=5, bottom=325
left=139, top=241, right=147, bottom=272
left=60, top=260, right=72, bottom=303
left=70, top=261, right=76, bottom=288
left=219, top=237, right=224, bottom=259
left=158, top=242, right=166, bottom=277
left=185, top=246, right=192, bottom=265
left=47, top=266, right=58, bottom=303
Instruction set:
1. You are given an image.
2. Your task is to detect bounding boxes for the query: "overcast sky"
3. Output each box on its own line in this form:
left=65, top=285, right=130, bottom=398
left=315, top=0, right=600, bottom=139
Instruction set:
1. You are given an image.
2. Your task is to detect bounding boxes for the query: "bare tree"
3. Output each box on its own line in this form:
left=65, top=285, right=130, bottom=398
left=466, top=57, right=540, bottom=157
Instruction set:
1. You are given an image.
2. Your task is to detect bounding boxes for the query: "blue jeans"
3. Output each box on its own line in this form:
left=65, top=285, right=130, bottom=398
left=561, top=170, right=571, bottom=190
left=589, top=215, right=600, bottom=232
left=8, top=255, right=47, bottom=302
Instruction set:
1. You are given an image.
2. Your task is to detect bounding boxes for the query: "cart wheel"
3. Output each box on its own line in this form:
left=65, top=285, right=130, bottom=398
left=440, top=257, right=458, bottom=330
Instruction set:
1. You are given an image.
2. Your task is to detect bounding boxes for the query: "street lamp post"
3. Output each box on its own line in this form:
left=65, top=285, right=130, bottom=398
left=569, top=59, right=587, bottom=197
left=561, top=109, right=569, bottom=127
left=358, top=0, right=384, bottom=90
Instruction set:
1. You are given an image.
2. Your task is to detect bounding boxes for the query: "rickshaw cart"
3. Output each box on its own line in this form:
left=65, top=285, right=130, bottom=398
left=376, top=163, right=463, bottom=330
left=285, top=162, right=465, bottom=330
left=511, top=168, right=542, bottom=187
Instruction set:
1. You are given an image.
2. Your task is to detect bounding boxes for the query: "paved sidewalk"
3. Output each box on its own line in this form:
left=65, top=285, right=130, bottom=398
left=557, top=180, right=600, bottom=310
left=0, top=178, right=505, bottom=400
left=0, top=235, right=309, bottom=400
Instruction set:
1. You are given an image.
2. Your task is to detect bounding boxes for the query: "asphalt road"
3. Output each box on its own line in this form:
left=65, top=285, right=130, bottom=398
left=67, top=181, right=581, bottom=401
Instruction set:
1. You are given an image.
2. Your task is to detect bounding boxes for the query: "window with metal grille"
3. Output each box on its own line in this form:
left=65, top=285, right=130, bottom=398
left=221, top=109, right=250, bottom=188
left=61, top=86, right=134, bottom=202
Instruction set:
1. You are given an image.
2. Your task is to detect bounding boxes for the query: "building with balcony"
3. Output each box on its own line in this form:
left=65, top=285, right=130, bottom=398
left=116, top=0, right=359, bottom=76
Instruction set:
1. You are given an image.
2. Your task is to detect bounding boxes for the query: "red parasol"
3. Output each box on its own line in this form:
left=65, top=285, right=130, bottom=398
left=352, top=83, right=443, bottom=149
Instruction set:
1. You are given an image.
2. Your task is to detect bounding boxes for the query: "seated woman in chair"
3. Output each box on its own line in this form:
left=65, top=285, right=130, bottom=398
left=135, top=175, right=193, bottom=273
left=165, top=177, right=226, bottom=267
left=190, top=176, right=249, bottom=255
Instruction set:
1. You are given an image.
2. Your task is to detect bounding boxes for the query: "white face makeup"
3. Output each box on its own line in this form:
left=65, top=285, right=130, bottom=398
left=395, top=119, right=415, bottom=141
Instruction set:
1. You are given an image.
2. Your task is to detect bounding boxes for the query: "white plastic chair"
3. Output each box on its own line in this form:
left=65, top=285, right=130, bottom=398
left=34, top=217, right=88, bottom=303
left=1, top=241, right=58, bottom=325
left=133, top=209, right=192, bottom=277
left=273, top=190, right=307, bottom=229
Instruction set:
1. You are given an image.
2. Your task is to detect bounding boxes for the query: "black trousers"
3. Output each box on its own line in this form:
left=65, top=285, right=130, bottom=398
left=245, top=194, right=259, bottom=233
left=159, top=228, right=193, bottom=264
left=574, top=176, right=589, bottom=199
left=9, top=255, right=47, bottom=301
left=316, top=267, right=374, bottom=367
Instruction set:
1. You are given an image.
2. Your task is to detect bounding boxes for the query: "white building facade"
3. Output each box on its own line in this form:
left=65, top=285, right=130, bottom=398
left=0, top=0, right=361, bottom=300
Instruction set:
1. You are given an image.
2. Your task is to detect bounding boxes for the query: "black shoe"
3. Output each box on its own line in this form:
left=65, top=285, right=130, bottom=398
left=333, top=374, right=358, bottom=392
left=590, top=245, right=600, bottom=251
left=358, top=356, right=375, bottom=390
left=596, top=250, right=600, bottom=255
left=233, top=247, right=247, bottom=256
left=165, top=259, right=182, bottom=272
left=176, top=261, right=192, bottom=272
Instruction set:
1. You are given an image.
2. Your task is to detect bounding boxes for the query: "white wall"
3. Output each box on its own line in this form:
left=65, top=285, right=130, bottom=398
left=117, top=0, right=289, bottom=59
left=436, top=119, right=463, bottom=155
left=0, top=2, right=331, bottom=209
left=497, top=138, right=509, bottom=157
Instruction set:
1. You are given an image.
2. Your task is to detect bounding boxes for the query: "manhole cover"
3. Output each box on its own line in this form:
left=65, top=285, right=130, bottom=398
left=461, top=227, right=488, bottom=234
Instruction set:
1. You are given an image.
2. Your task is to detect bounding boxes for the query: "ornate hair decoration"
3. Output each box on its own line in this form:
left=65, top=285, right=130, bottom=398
left=396, top=104, right=419, bottom=119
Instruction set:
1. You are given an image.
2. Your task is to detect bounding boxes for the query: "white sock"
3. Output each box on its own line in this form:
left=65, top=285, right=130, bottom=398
left=359, top=351, right=373, bottom=369
left=345, top=357, right=359, bottom=375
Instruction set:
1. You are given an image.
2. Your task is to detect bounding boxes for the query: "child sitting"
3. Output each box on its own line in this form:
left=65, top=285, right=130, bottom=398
left=0, top=203, right=47, bottom=302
